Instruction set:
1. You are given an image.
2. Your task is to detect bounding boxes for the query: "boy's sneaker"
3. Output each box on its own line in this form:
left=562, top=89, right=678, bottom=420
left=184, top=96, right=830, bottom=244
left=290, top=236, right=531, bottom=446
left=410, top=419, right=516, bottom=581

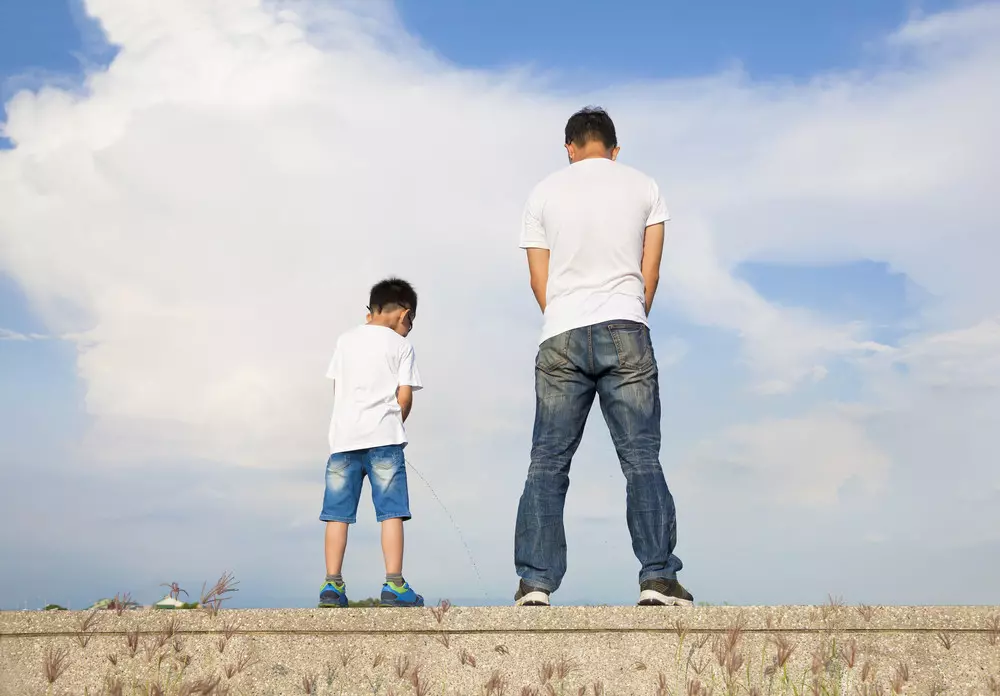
left=379, top=580, right=424, bottom=607
left=637, top=578, right=694, bottom=607
left=318, top=581, right=348, bottom=608
left=514, top=579, right=550, bottom=607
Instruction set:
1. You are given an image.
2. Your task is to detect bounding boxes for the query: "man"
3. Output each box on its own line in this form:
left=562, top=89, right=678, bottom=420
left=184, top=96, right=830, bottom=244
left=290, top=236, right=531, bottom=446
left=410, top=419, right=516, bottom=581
left=513, top=107, right=693, bottom=607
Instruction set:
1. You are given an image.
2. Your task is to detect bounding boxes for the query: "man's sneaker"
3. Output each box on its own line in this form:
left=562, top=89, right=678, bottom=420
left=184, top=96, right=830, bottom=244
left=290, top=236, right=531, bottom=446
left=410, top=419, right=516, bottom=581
left=318, top=581, right=348, bottom=608
left=514, top=579, right=550, bottom=606
left=379, top=580, right=424, bottom=607
left=637, top=578, right=694, bottom=607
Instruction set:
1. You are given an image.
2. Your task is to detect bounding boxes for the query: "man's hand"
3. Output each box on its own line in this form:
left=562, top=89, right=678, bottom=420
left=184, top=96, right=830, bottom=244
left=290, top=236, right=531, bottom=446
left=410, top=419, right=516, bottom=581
left=641, top=222, right=665, bottom=314
left=526, top=248, right=550, bottom=313
left=397, top=385, right=413, bottom=422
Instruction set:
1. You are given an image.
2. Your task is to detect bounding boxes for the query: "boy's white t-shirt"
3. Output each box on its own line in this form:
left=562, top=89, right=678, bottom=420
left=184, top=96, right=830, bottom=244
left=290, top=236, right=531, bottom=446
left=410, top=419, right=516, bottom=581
left=519, top=158, right=670, bottom=344
left=326, top=324, right=423, bottom=455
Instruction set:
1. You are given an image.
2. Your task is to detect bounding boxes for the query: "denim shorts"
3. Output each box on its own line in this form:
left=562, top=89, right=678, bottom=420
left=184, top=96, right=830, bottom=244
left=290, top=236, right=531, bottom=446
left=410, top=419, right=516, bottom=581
left=320, top=444, right=411, bottom=524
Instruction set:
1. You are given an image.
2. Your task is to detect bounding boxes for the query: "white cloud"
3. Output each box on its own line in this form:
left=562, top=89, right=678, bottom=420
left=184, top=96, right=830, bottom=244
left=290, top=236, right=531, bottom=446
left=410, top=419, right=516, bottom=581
left=1, top=0, right=1000, bottom=602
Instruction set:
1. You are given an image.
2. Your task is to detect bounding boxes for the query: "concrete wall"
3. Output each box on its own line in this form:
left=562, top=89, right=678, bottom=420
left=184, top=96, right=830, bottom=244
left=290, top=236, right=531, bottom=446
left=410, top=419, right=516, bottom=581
left=2, top=605, right=999, bottom=695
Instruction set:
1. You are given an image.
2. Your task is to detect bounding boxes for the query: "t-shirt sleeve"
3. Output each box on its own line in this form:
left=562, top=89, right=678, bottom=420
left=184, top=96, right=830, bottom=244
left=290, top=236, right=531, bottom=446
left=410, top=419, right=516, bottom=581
left=645, top=179, right=670, bottom=227
left=398, top=342, right=423, bottom=391
left=518, top=187, right=549, bottom=250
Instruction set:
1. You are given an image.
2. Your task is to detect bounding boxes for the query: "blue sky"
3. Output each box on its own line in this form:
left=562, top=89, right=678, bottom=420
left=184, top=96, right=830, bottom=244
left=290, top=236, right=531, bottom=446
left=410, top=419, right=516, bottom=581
left=1, top=0, right=999, bottom=610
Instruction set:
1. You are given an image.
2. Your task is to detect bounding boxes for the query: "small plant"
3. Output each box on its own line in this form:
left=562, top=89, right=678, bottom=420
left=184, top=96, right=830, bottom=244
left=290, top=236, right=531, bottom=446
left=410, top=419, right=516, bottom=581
left=372, top=652, right=385, bottom=668
left=108, top=592, right=139, bottom=615
left=125, top=627, right=140, bottom=658
left=520, top=687, right=539, bottom=696
left=105, top=675, right=125, bottom=696
left=555, top=656, right=576, bottom=680
left=200, top=570, right=239, bottom=617
left=988, top=615, right=1000, bottom=646
left=891, top=662, right=910, bottom=694
left=394, top=654, right=411, bottom=679
left=339, top=643, right=358, bottom=668
left=538, top=660, right=555, bottom=684
left=178, top=676, right=221, bottom=696
left=495, top=644, right=510, bottom=655
left=820, top=594, right=844, bottom=620
left=42, top=644, right=70, bottom=684
left=460, top=648, right=477, bottom=667
left=633, top=661, right=648, bottom=671
left=434, top=631, right=451, bottom=648
left=839, top=638, right=858, bottom=668
left=857, top=604, right=877, bottom=622
left=75, top=609, right=102, bottom=647
left=937, top=631, right=954, bottom=650
left=107, top=652, right=119, bottom=666
left=324, top=662, right=337, bottom=686
left=430, top=598, right=452, bottom=623
left=301, top=672, right=318, bottom=694
left=485, top=670, right=508, bottom=696
left=410, top=664, right=430, bottom=696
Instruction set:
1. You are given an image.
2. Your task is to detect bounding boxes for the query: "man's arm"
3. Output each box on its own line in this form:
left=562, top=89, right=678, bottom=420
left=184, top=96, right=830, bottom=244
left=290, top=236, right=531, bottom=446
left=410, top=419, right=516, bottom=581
left=396, top=385, right=413, bottom=422
left=641, top=222, right=665, bottom=314
left=526, top=248, right=550, bottom=314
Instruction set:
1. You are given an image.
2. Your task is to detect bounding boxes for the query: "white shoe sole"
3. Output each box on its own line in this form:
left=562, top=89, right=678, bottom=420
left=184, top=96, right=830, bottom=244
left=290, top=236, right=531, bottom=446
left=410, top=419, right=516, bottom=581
left=515, top=591, right=550, bottom=606
left=637, top=589, right=694, bottom=607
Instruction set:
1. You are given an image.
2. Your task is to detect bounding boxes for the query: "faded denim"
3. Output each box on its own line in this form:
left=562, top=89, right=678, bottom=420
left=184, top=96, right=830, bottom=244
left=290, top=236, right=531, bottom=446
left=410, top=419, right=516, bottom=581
left=514, top=320, right=683, bottom=592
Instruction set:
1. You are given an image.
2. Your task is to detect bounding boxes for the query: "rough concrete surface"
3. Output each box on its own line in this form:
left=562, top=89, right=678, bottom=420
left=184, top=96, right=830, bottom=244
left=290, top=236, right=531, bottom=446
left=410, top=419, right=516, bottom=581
left=1, top=605, right=999, bottom=695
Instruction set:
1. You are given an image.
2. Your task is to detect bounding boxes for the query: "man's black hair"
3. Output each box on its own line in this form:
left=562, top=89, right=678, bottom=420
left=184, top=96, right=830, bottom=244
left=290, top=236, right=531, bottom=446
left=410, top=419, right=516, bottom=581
left=564, top=106, right=617, bottom=149
left=369, top=277, right=417, bottom=316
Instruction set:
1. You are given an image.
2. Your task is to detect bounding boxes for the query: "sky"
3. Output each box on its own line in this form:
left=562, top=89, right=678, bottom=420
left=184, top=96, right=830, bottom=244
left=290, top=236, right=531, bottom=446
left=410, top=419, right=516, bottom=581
left=0, top=0, right=998, bottom=610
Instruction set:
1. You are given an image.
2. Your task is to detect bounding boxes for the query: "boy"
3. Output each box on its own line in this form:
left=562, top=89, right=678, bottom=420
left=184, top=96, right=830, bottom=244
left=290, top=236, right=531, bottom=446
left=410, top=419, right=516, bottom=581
left=318, top=277, right=425, bottom=608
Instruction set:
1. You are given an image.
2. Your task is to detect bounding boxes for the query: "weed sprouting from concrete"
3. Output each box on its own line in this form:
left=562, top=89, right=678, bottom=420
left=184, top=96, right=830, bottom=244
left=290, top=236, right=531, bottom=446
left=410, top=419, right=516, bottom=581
left=495, top=644, right=510, bottom=655
left=891, top=663, right=911, bottom=694
left=839, top=638, right=858, bottom=668
left=857, top=604, right=877, bottom=622
left=988, top=615, right=1000, bottom=646
left=42, top=644, right=70, bottom=684
left=937, top=631, right=954, bottom=650
left=199, top=571, right=239, bottom=617
left=520, top=687, right=539, bottom=696
left=433, top=631, right=451, bottom=648
left=430, top=598, right=452, bottom=624
left=125, top=626, right=140, bottom=658
left=75, top=609, right=101, bottom=647
left=654, top=673, right=670, bottom=696
left=484, top=670, right=508, bottom=696
left=372, top=652, right=385, bottom=668
left=409, top=664, right=430, bottom=696
left=459, top=648, right=477, bottom=667
left=107, top=652, right=119, bottom=667
left=300, top=672, right=318, bottom=694
left=108, top=592, right=139, bottom=616
left=339, top=644, right=358, bottom=668
left=394, top=654, right=411, bottom=679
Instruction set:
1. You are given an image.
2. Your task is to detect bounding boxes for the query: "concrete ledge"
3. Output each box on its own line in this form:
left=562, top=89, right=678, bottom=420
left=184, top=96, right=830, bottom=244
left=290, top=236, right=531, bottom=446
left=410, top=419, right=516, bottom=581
left=2, top=606, right=999, bottom=695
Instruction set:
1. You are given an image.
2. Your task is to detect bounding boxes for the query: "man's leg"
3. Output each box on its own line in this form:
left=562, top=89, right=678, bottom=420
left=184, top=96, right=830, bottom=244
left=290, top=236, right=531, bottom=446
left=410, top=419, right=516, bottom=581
left=594, top=322, right=690, bottom=603
left=514, top=328, right=596, bottom=598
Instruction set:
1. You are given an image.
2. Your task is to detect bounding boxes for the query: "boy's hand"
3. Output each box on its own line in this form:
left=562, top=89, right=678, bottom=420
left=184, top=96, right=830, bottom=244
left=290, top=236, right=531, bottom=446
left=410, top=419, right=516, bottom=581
left=397, top=385, right=413, bottom=422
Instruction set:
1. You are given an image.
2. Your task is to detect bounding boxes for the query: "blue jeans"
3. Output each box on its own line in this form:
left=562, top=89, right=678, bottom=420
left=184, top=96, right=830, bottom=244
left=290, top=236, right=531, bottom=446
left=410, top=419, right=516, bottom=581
left=514, top=320, right=683, bottom=592
left=320, top=445, right=411, bottom=524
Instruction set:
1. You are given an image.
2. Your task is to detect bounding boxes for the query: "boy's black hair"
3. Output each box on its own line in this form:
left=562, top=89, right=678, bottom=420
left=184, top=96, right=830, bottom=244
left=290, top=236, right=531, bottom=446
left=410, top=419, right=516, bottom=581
left=564, top=106, right=617, bottom=149
left=369, top=277, right=417, bottom=316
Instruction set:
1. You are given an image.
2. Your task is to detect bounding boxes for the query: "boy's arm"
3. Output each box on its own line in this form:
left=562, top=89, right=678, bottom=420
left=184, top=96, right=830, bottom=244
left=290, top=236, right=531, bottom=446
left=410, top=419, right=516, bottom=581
left=396, top=385, right=413, bottom=422
left=397, top=342, right=422, bottom=422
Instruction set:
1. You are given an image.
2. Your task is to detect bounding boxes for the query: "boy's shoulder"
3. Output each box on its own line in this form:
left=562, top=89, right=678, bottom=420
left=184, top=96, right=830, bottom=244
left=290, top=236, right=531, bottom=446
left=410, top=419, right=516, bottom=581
left=336, top=324, right=412, bottom=353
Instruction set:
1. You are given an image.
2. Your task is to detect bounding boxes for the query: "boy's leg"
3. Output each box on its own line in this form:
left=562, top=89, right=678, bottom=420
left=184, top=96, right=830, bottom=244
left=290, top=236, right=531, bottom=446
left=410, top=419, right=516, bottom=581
left=381, top=517, right=403, bottom=576
left=514, top=327, right=596, bottom=600
left=318, top=451, right=363, bottom=607
left=325, top=522, right=349, bottom=576
left=365, top=445, right=423, bottom=607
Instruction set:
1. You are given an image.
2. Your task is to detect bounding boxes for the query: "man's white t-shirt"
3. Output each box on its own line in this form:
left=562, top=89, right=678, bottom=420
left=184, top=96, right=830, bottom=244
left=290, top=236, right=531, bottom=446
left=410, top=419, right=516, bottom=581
left=325, top=324, right=423, bottom=454
left=519, top=158, right=669, bottom=344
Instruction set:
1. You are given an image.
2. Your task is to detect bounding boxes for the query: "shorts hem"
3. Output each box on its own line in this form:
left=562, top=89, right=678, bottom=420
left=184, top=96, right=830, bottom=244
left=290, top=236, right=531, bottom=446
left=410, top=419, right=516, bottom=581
left=319, top=514, right=357, bottom=524
left=376, top=512, right=412, bottom=522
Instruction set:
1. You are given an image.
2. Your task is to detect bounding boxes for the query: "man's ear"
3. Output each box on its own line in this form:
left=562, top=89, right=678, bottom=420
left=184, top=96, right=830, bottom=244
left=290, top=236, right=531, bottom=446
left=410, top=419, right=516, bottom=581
left=565, top=143, right=575, bottom=163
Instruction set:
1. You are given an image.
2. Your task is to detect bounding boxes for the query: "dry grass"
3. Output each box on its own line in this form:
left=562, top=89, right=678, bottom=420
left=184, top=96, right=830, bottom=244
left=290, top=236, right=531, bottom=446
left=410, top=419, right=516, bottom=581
left=857, top=604, right=877, bottom=622
left=372, top=652, right=385, bottom=669
left=433, top=631, right=451, bottom=648
left=300, top=672, right=318, bottom=694
left=199, top=571, right=239, bottom=617
left=74, top=609, right=101, bottom=647
left=988, top=614, right=1000, bottom=646
left=429, top=598, right=452, bottom=624
left=459, top=648, right=477, bottom=667
left=937, top=630, right=955, bottom=650
left=484, top=670, right=508, bottom=696
left=394, top=654, right=411, bottom=679
left=125, top=626, right=140, bottom=658
left=42, top=644, right=70, bottom=684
